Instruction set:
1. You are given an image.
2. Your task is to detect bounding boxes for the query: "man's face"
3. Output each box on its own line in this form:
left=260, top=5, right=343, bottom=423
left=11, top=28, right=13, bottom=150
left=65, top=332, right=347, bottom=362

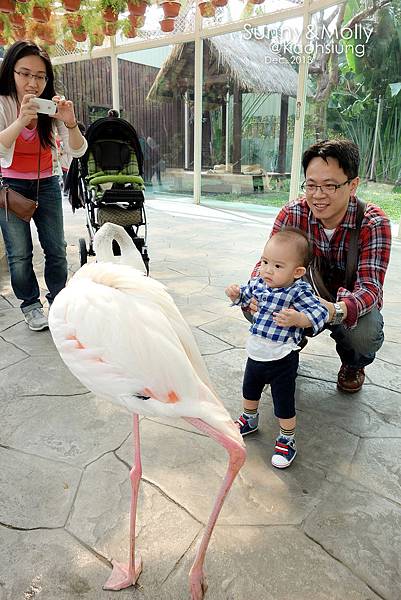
left=304, top=157, right=359, bottom=229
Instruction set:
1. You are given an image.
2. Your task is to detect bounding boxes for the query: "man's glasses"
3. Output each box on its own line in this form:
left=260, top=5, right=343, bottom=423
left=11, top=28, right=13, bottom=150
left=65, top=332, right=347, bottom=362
left=301, top=179, right=351, bottom=195
left=14, top=70, right=48, bottom=83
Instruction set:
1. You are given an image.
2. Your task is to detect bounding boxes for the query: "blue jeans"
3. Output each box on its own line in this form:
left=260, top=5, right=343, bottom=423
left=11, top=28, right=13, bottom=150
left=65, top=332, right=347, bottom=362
left=327, top=308, right=384, bottom=368
left=0, top=176, right=67, bottom=312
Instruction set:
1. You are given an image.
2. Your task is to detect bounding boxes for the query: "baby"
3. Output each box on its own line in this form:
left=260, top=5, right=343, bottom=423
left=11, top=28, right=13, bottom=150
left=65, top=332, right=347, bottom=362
left=225, top=227, right=328, bottom=468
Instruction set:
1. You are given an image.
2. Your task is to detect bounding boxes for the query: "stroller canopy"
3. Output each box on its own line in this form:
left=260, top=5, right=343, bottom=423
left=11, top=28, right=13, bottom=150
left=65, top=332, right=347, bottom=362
left=82, top=117, right=144, bottom=178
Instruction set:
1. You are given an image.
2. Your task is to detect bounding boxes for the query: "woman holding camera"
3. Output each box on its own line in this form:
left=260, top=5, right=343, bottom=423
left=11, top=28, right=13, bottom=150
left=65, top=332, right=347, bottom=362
left=0, top=41, right=87, bottom=331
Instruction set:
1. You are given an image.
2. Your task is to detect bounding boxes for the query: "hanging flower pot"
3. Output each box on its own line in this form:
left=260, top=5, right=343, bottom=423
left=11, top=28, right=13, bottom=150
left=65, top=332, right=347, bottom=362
left=62, top=0, right=81, bottom=11
left=71, top=29, right=86, bottom=42
left=198, top=1, right=215, bottom=17
left=9, top=12, right=24, bottom=27
left=249, top=0, right=265, bottom=4
left=102, top=7, right=118, bottom=22
left=92, top=31, right=105, bottom=46
left=160, top=16, right=174, bottom=32
left=102, top=21, right=118, bottom=35
left=160, top=1, right=180, bottom=18
left=0, top=0, right=15, bottom=13
left=12, top=25, right=26, bottom=38
left=63, top=37, right=76, bottom=51
left=124, top=25, right=136, bottom=37
left=32, top=5, right=51, bottom=22
left=65, top=13, right=82, bottom=28
left=128, top=14, right=144, bottom=27
left=127, top=0, right=148, bottom=16
left=212, top=0, right=227, bottom=5
left=11, top=27, right=27, bottom=42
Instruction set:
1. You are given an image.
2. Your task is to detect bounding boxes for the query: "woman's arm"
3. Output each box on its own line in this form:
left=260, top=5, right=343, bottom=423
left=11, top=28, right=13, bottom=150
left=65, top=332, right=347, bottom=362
left=0, top=94, right=38, bottom=151
left=52, top=96, right=87, bottom=155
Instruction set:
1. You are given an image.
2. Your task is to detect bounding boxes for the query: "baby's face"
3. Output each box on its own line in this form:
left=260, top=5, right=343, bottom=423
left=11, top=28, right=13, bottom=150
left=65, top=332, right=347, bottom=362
left=259, top=237, right=304, bottom=288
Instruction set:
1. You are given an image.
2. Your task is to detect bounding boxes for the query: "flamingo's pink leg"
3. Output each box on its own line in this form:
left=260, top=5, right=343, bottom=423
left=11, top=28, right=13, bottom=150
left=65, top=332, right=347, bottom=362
left=103, top=414, right=143, bottom=590
left=184, top=418, right=246, bottom=600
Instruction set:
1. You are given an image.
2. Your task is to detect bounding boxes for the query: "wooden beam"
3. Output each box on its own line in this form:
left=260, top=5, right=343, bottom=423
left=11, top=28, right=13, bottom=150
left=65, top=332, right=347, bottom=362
left=232, top=81, right=242, bottom=174
left=278, top=94, right=289, bottom=174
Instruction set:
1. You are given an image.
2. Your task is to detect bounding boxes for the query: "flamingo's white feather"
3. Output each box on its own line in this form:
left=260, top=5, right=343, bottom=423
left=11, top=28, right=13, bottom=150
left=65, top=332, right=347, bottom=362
left=49, top=227, right=243, bottom=445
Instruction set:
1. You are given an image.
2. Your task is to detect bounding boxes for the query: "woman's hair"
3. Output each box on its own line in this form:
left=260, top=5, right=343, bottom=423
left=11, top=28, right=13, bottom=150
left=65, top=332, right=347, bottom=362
left=0, top=41, right=57, bottom=148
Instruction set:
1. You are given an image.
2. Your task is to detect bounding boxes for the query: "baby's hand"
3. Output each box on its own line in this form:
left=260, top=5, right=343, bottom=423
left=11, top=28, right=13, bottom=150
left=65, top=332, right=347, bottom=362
left=225, top=284, right=240, bottom=302
left=273, top=308, right=303, bottom=328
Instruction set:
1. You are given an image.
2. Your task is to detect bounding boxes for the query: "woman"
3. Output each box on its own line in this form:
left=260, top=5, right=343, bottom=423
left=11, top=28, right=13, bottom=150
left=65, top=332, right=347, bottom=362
left=0, top=41, right=87, bottom=331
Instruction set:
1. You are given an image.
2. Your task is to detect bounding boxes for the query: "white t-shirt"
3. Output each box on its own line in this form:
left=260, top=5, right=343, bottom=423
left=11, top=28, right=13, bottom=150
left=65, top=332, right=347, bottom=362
left=246, top=335, right=300, bottom=362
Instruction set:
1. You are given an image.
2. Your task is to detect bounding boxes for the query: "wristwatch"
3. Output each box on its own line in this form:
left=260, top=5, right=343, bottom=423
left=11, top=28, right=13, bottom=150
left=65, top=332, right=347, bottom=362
left=330, top=302, right=344, bottom=325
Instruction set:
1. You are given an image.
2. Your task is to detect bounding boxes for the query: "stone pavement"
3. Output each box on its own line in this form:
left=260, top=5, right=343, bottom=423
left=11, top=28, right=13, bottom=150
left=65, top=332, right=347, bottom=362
left=1, top=194, right=401, bottom=600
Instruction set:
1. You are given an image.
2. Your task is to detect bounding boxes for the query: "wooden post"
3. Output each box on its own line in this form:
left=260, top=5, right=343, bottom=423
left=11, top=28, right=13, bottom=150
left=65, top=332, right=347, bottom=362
left=232, top=81, right=242, bottom=174
left=278, top=94, right=289, bottom=174
left=221, top=101, right=227, bottom=165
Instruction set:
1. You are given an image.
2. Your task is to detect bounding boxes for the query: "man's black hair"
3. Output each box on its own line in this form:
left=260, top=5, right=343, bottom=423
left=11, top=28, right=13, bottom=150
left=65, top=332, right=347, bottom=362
left=302, top=139, right=360, bottom=180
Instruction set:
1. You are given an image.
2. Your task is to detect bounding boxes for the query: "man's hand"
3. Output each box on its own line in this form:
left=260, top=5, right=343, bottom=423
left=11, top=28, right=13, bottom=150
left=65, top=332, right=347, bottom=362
left=273, top=308, right=312, bottom=328
left=225, top=284, right=241, bottom=302
left=248, top=296, right=259, bottom=315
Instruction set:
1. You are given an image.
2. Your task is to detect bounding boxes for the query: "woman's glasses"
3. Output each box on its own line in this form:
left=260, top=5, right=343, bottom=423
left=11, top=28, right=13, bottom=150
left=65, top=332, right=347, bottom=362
left=14, top=70, right=48, bottom=83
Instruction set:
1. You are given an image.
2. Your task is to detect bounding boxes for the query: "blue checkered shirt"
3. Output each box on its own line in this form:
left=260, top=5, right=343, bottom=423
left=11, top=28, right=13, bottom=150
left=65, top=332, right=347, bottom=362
left=235, top=278, right=329, bottom=343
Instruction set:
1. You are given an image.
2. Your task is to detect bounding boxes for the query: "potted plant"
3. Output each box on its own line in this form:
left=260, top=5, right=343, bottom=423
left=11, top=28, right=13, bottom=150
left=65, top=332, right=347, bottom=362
left=99, top=0, right=126, bottom=22
left=71, top=21, right=87, bottom=41
left=65, top=12, right=82, bottom=29
left=127, top=0, right=148, bottom=17
left=32, top=0, right=52, bottom=23
left=62, top=0, right=81, bottom=12
left=91, top=29, right=105, bottom=45
left=9, top=10, right=24, bottom=27
left=198, top=1, right=215, bottom=17
left=63, top=33, right=77, bottom=51
left=0, top=0, right=15, bottom=13
left=121, top=18, right=137, bottom=38
left=127, top=13, right=144, bottom=27
left=160, top=1, right=180, bottom=18
left=102, top=20, right=118, bottom=35
left=212, top=0, right=227, bottom=5
left=160, top=16, right=174, bottom=31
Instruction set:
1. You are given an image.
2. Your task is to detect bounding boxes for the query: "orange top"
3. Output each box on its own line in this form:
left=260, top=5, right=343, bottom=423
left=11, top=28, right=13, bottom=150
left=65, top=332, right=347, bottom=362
left=2, top=126, right=53, bottom=179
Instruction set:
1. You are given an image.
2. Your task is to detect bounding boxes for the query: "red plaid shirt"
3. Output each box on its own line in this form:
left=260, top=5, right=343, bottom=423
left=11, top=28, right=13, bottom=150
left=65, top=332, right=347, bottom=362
left=252, top=196, right=392, bottom=328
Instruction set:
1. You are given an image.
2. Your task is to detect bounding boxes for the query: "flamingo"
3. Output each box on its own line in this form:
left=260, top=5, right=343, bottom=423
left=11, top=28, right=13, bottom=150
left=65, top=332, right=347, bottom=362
left=48, top=223, right=246, bottom=600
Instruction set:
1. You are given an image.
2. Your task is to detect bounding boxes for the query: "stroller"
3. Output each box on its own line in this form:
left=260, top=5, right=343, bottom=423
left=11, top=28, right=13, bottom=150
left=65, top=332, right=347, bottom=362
left=69, top=116, right=149, bottom=273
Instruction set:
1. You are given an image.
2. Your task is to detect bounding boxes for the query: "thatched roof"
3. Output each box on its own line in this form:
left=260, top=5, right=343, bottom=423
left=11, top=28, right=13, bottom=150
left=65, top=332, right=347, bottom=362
left=147, top=32, right=298, bottom=108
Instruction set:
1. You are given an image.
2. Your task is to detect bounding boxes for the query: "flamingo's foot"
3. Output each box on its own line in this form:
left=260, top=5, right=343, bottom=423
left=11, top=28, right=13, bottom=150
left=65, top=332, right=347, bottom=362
left=189, top=570, right=208, bottom=600
left=103, top=554, right=143, bottom=591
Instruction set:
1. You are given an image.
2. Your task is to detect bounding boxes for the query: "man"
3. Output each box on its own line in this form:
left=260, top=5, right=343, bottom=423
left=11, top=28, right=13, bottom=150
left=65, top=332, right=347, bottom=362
left=249, top=139, right=391, bottom=393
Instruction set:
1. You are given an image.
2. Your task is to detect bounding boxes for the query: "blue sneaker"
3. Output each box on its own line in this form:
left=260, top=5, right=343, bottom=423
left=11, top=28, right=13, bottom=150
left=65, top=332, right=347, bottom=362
left=271, top=436, right=297, bottom=468
left=236, top=412, right=259, bottom=436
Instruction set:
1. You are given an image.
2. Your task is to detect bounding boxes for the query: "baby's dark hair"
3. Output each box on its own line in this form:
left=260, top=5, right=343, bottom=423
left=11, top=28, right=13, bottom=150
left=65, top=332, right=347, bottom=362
left=271, top=227, right=311, bottom=268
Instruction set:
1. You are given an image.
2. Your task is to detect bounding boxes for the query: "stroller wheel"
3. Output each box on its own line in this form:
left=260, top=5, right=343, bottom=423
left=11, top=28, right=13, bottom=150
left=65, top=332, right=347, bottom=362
left=79, top=238, right=88, bottom=266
